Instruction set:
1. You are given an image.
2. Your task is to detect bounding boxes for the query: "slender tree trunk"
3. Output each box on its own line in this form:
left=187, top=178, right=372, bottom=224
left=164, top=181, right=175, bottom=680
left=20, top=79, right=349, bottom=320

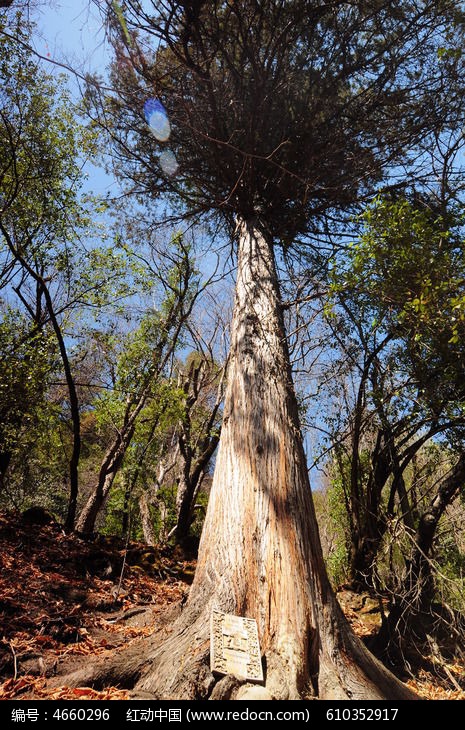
left=75, top=425, right=135, bottom=535
left=139, top=493, right=156, bottom=546
left=74, top=280, right=194, bottom=538
left=174, top=473, right=192, bottom=542
left=348, top=431, right=386, bottom=590
left=174, top=435, right=219, bottom=543
left=158, top=500, right=168, bottom=543
left=121, top=473, right=133, bottom=537
left=0, top=223, right=81, bottom=532
left=414, top=452, right=465, bottom=561
left=345, top=330, right=394, bottom=591
left=39, top=283, right=81, bottom=533
left=0, top=451, right=12, bottom=486
left=74, top=472, right=113, bottom=536
left=349, top=427, right=422, bottom=591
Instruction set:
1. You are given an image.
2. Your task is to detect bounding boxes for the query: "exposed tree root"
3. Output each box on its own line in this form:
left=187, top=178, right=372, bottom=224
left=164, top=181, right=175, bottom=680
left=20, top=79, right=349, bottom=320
left=53, top=597, right=416, bottom=700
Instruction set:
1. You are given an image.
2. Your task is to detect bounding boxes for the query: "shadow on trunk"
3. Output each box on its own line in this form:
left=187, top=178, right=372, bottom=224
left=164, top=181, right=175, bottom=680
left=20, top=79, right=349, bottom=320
left=57, top=219, right=417, bottom=700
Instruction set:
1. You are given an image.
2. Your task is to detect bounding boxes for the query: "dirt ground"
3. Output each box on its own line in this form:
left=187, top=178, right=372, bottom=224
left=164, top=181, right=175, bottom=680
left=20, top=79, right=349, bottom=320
left=0, top=511, right=463, bottom=700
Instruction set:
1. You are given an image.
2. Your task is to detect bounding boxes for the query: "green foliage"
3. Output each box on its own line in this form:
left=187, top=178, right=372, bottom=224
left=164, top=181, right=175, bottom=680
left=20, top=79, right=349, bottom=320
left=0, top=309, right=55, bottom=456
left=437, top=536, right=465, bottom=611
left=322, top=440, right=465, bottom=606
left=314, top=471, right=351, bottom=589
left=337, top=197, right=464, bottom=338
left=330, top=195, right=465, bottom=423
left=97, top=345, right=220, bottom=543
left=190, top=488, right=208, bottom=539
left=154, top=483, right=178, bottom=538
left=0, top=306, right=73, bottom=513
left=100, top=483, right=133, bottom=538
left=370, top=444, right=465, bottom=607
left=0, top=16, right=96, bottom=247
left=0, top=14, right=141, bottom=516
left=101, top=480, right=178, bottom=543
left=326, top=490, right=350, bottom=589
left=0, top=13, right=136, bottom=324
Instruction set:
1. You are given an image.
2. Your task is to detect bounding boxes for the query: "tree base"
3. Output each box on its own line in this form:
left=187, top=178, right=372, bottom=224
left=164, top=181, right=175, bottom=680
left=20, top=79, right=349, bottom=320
left=53, top=597, right=417, bottom=701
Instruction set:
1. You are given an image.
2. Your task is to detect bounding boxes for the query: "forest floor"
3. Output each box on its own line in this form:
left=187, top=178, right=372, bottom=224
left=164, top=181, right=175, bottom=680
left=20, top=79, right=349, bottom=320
left=0, top=510, right=464, bottom=701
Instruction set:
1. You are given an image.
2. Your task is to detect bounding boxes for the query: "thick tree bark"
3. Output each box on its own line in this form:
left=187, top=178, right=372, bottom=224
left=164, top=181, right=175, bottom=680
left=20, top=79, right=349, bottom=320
left=60, top=218, right=414, bottom=698
left=116, top=218, right=414, bottom=699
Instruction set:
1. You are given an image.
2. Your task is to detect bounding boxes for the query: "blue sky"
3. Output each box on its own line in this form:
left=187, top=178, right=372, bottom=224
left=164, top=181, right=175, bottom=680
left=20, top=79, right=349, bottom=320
left=34, top=2, right=116, bottom=197
left=29, top=1, right=326, bottom=487
left=36, top=1, right=108, bottom=73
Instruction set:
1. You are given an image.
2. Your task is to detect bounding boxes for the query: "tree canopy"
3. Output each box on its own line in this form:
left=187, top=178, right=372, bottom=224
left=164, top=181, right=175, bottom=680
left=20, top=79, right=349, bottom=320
left=90, top=0, right=465, bottom=246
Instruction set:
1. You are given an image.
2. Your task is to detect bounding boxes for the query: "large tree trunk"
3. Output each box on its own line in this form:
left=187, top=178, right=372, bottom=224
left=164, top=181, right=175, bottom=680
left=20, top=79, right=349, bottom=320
left=127, top=218, right=413, bottom=699
left=62, top=218, right=414, bottom=699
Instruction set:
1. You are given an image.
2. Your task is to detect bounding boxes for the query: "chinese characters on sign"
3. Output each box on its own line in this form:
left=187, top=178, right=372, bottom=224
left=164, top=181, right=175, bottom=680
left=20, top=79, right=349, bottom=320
left=210, top=610, right=263, bottom=682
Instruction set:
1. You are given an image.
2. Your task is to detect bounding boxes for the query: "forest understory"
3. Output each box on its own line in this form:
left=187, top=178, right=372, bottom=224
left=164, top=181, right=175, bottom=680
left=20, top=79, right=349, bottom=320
left=0, top=511, right=463, bottom=701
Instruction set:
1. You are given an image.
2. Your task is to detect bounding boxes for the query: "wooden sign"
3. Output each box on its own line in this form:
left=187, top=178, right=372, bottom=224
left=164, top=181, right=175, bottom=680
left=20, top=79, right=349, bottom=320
left=210, top=610, right=263, bottom=682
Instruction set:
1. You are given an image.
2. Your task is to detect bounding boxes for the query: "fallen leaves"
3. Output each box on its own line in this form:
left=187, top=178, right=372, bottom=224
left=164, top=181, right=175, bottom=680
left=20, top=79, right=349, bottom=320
left=1, top=677, right=33, bottom=699
left=1, top=510, right=463, bottom=700
left=0, top=510, right=194, bottom=698
left=0, top=676, right=129, bottom=700
left=406, top=676, right=465, bottom=700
